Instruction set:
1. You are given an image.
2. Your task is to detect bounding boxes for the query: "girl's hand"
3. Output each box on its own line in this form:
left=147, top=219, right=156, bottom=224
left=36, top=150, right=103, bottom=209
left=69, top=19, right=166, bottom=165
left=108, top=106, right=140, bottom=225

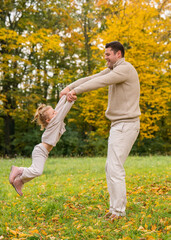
left=67, top=90, right=77, bottom=102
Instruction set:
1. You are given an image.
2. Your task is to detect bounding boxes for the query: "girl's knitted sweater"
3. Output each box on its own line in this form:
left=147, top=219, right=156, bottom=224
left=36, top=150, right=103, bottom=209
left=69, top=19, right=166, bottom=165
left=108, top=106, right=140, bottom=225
left=42, top=96, right=74, bottom=146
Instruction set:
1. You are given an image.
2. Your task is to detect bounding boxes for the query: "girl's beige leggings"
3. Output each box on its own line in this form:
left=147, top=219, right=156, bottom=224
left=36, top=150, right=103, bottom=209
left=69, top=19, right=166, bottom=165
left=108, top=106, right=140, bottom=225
left=20, top=143, right=49, bottom=183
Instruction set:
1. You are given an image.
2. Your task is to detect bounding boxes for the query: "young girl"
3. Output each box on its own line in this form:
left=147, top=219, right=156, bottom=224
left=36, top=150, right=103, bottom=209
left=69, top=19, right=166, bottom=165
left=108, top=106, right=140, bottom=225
left=9, top=95, right=74, bottom=196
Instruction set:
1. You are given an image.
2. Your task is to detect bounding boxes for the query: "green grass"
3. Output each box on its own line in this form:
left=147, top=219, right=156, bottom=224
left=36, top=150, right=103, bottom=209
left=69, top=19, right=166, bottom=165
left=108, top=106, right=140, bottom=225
left=0, top=156, right=170, bottom=240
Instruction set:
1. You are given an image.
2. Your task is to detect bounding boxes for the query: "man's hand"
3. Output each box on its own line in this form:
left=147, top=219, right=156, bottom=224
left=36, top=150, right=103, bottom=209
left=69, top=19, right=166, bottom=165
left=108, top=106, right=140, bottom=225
left=60, top=86, right=70, bottom=98
left=67, top=90, right=77, bottom=102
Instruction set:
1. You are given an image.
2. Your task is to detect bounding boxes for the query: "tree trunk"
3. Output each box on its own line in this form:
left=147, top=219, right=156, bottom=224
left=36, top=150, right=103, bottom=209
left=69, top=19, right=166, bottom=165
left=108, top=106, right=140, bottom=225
left=4, top=115, right=15, bottom=156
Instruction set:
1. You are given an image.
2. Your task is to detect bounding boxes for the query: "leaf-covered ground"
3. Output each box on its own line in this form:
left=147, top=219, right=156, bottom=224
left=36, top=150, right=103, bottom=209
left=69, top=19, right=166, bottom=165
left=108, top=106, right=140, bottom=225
left=0, top=156, right=170, bottom=240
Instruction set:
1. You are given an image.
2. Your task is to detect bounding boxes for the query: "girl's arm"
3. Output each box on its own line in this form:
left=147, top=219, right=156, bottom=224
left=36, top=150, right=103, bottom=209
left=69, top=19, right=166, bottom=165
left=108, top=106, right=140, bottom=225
left=55, top=95, right=66, bottom=112
left=56, top=100, right=74, bottom=121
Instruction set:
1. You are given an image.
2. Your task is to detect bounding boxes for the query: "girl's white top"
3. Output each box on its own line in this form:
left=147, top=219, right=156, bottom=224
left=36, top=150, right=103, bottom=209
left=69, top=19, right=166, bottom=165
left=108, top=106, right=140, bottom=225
left=41, top=96, right=74, bottom=146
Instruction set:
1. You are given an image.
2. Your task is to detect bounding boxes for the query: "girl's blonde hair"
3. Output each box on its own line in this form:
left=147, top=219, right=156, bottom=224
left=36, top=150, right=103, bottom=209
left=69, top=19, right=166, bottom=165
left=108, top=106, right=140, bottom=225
left=32, top=104, right=51, bottom=130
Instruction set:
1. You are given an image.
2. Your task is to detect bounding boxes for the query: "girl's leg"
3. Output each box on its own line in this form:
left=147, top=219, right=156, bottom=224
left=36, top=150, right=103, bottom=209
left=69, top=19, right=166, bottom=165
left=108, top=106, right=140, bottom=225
left=10, top=143, right=49, bottom=195
left=20, top=143, right=49, bottom=183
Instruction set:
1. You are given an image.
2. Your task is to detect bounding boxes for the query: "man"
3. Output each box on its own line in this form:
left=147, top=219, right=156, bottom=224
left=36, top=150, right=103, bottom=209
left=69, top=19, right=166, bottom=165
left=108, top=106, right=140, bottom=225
left=60, top=41, right=141, bottom=221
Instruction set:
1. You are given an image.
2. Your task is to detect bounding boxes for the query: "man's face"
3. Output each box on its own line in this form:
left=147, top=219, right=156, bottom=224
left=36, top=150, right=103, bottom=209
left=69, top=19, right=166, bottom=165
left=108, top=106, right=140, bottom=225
left=105, top=47, right=121, bottom=69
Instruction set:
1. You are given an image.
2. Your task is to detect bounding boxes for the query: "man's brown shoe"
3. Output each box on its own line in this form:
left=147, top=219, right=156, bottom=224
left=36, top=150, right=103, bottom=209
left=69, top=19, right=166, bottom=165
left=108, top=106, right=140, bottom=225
left=9, top=166, right=23, bottom=184
left=104, top=212, right=112, bottom=219
left=12, top=176, right=24, bottom=196
left=110, top=214, right=122, bottom=222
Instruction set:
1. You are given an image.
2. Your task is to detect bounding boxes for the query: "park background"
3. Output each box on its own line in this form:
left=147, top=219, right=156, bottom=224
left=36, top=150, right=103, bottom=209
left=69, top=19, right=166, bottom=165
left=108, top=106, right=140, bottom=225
left=0, top=0, right=170, bottom=157
left=0, top=1, right=170, bottom=239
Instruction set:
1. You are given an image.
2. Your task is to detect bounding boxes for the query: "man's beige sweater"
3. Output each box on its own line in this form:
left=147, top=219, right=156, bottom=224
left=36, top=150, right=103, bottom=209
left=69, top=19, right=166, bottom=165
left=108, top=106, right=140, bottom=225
left=68, top=58, right=141, bottom=123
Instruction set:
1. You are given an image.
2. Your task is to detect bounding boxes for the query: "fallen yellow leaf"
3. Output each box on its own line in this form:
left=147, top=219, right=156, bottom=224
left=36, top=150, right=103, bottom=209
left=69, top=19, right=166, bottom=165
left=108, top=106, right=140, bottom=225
left=145, top=223, right=148, bottom=229
left=76, top=224, right=82, bottom=230
left=89, top=226, right=93, bottom=231
left=138, top=226, right=145, bottom=231
left=165, top=225, right=171, bottom=231
left=151, top=224, right=157, bottom=231
left=9, top=229, right=18, bottom=236
left=18, top=233, right=28, bottom=237
left=29, top=229, right=39, bottom=234
left=41, top=230, right=47, bottom=236
left=71, top=196, right=76, bottom=201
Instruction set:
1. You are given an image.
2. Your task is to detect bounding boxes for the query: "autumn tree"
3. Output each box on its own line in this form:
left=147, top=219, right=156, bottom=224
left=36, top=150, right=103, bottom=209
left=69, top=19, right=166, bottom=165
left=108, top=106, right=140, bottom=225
left=0, top=0, right=74, bottom=155
left=63, top=0, right=122, bottom=142
left=77, top=0, right=170, bottom=148
left=0, top=0, right=170, bottom=156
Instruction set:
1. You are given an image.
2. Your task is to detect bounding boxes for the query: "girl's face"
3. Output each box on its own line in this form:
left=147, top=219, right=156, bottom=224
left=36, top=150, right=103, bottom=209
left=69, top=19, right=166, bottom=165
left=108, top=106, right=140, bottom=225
left=45, top=107, right=57, bottom=123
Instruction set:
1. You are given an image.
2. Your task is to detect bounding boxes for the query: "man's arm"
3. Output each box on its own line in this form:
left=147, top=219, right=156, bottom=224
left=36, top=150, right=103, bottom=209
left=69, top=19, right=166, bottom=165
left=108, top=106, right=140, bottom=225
left=68, top=68, right=109, bottom=90
left=59, top=86, right=70, bottom=98
left=67, top=65, right=129, bottom=101
left=74, top=65, right=128, bottom=94
left=60, top=68, right=109, bottom=98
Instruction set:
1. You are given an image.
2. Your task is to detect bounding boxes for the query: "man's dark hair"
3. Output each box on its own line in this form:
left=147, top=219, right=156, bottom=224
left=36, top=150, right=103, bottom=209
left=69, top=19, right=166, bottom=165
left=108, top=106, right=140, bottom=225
left=105, top=41, right=125, bottom=57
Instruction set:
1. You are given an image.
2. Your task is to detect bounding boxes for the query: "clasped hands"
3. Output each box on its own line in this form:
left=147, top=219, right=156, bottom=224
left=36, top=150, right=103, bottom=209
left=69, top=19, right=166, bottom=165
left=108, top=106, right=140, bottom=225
left=60, top=87, right=77, bottom=102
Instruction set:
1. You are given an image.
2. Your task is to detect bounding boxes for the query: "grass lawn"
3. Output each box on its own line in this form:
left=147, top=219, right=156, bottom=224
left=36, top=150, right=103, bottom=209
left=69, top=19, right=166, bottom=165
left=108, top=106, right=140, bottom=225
left=0, top=156, right=170, bottom=240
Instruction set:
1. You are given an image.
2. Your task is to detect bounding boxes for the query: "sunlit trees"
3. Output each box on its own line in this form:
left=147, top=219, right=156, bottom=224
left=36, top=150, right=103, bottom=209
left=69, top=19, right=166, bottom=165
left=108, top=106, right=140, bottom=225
left=0, top=0, right=170, bottom=156
left=79, top=0, right=170, bottom=141
left=0, top=0, right=70, bottom=154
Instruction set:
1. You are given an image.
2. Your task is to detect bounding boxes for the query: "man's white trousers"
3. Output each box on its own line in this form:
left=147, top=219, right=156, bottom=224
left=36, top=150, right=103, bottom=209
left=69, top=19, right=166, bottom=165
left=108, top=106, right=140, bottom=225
left=106, top=120, right=140, bottom=216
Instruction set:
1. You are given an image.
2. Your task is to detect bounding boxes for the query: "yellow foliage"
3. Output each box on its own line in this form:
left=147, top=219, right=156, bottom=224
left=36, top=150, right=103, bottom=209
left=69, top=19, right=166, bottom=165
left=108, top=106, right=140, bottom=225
left=25, top=29, right=64, bottom=55
left=97, top=0, right=170, bottom=139
left=76, top=87, right=110, bottom=137
left=0, top=28, right=18, bottom=49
